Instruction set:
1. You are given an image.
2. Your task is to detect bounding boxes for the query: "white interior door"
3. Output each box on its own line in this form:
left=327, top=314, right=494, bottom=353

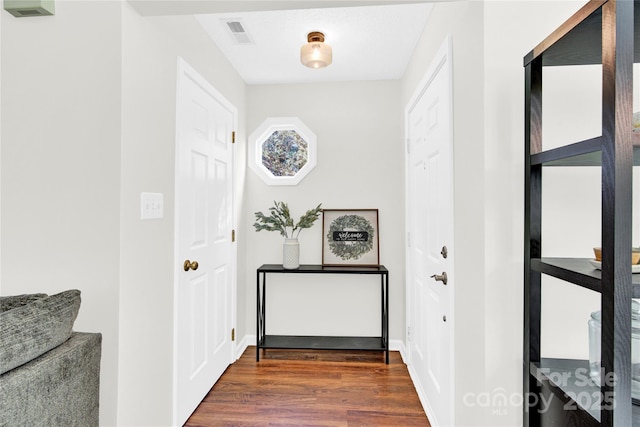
left=174, top=58, right=236, bottom=426
left=406, top=37, right=454, bottom=427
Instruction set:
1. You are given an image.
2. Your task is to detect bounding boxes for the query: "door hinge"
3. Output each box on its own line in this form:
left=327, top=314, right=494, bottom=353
left=232, top=229, right=236, bottom=242
left=232, top=131, right=236, bottom=144
left=231, top=328, right=235, bottom=341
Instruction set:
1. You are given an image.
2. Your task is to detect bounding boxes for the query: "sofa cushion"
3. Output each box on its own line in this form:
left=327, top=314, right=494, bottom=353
left=0, top=293, right=48, bottom=312
left=0, top=289, right=81, bottom=375
left=0, top=332, right=102, bottom=427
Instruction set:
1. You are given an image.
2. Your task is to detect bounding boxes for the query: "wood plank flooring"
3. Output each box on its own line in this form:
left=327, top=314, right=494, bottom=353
left=184, top=347, right=430, bottom=427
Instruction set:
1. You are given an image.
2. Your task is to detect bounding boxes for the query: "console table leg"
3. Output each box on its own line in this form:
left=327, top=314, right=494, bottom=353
left=385, top=272, right=389, bottom=364
left=256, top=270, right=260, bottom=362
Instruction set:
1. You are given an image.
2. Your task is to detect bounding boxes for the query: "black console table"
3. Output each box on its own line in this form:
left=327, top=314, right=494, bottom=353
left=256, top=264, right=389, bottom=364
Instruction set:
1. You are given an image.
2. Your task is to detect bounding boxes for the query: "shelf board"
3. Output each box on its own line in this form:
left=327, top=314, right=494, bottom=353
left=531, top=358, right=640, bottom=425
left=530, top=136, right=640, bottom=166
left=258, top=264, right=388, bottom=275
left=524, top=2, right=640, bottom=67
left=531, top=258, right=640, bottom=297
left=259, top=335, right=386, bottom=352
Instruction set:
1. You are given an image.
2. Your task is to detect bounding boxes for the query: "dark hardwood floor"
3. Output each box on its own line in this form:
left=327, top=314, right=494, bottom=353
left=184, top=346, right=431, bottom=427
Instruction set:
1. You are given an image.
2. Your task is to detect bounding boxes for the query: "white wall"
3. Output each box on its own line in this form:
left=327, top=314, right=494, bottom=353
left=402, top=2, right=487, bottom=426
left=2, top=1, right=612, bottom=426
left=402, top=1, right=592, bottom=426
left=539, top=65, right=601, bottom=359
left=119, top=3, right=246, bottom=426
left=1, top=1, right=247, bottom=425
left=244, top=81, right=405, bottom=342
left=0, top=0, right=2, bottom=289
left=483, top=1, right=587, bottom=426
left=1, top=2, right=122, bottom=424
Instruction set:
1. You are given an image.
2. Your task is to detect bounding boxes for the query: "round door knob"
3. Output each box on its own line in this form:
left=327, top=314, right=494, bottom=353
left=183, top=260, right=199, bottom=271
left=443, top=315, right=447, bottom=322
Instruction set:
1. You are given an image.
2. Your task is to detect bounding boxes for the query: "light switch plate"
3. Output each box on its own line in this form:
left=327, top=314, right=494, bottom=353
left=141, top=192, right=163, bottom=220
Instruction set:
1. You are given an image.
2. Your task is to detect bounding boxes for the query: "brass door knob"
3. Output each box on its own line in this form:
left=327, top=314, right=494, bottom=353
left=183, top=260, right=199, bottom=271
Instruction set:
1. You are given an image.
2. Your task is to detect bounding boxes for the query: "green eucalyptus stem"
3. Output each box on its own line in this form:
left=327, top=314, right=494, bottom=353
left=254, top=201, right=322, bottom=239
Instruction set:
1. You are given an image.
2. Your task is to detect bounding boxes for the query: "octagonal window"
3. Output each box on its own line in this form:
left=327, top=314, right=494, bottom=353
left=249, top=117, right=317, bottom=186
left=261, top=130, right=308, bottom=177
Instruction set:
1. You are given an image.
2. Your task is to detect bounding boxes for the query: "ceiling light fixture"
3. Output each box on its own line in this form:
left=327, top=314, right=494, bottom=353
left=300, top=31, right=332, bottom=69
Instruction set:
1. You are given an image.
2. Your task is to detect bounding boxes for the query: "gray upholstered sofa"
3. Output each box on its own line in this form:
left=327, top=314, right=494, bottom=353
left=0, top=290, right=101, bottom=427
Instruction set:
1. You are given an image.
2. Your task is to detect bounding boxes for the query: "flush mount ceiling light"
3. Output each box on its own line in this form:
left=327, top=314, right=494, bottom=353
left=300, top=31, right=332, bottom=69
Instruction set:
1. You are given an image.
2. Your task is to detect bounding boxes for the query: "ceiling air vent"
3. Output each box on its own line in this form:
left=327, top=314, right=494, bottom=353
left=225, top=20, right=254, bottom=45
left=4, top=0, right=55, bottom=17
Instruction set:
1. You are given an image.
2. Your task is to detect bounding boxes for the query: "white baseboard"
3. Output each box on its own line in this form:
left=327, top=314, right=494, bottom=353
left=405, top=354, right=438, bottom=426
left=390, top=339, right=407, bottom=361
left=235, top=334, right=254, bottom=360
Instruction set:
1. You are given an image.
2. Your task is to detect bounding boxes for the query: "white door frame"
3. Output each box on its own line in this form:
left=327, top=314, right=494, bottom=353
left=404, top=35, right=455, bottom=426
left=172, top=57, right=237, bottom=426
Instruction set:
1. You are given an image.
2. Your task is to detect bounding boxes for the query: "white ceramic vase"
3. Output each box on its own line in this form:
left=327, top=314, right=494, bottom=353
left=283, top=238, right=300, bottom=269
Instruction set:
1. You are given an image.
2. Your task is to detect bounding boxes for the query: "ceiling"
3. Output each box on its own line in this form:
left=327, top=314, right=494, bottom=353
left=130, top=1, right=434, bottom=85
left=195, top=3, right=432, bottom=84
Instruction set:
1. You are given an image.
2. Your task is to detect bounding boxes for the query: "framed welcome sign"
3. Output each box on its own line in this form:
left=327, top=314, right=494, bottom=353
left=322, top=209, right=379, bottom=266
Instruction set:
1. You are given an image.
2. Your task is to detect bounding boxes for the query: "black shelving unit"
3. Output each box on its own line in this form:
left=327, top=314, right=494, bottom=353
left=256, top=264, right=389, bottom=363
left=524, top=1, right=638, bottom=426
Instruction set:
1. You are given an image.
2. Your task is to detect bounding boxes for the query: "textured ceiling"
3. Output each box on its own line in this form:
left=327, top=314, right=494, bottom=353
left=195, top=3, right=433, bottom=85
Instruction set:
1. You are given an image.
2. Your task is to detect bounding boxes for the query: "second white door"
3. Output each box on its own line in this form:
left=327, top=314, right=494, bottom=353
left=406, top=38, right=454, bottom=427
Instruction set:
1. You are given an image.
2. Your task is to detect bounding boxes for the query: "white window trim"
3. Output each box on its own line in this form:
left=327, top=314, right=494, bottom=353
left=248, top=117, right=317, bottom=186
